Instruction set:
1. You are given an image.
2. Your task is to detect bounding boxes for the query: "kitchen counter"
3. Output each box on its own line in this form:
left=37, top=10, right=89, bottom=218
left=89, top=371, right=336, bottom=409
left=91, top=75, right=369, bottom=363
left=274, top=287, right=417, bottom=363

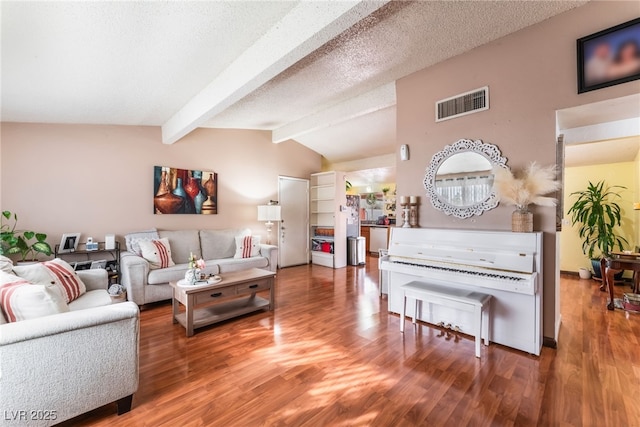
left=360, top=224, right=391, bottom=255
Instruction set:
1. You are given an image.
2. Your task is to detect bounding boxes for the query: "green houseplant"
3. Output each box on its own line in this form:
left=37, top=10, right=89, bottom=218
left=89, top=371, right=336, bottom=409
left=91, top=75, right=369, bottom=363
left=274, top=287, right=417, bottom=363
left=567, top=181, right=628, bottom=278
left=0, top=210, right=52, bottom=262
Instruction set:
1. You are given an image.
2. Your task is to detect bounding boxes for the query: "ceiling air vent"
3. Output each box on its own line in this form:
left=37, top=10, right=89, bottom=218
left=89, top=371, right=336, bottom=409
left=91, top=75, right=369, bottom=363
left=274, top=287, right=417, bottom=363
left=436, top=86, right=489, bottom=122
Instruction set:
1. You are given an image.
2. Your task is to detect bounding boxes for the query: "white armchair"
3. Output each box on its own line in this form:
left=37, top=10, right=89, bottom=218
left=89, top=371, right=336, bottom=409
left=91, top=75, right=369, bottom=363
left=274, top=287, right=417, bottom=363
left=0, top=269, right=140, bottom=426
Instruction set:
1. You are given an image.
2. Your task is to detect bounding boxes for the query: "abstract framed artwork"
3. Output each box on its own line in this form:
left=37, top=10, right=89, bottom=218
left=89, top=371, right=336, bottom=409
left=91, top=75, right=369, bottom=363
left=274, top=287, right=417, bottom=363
left=577, top=17, right=640, bottom=93
left=154, top=166, right=217, bottom=215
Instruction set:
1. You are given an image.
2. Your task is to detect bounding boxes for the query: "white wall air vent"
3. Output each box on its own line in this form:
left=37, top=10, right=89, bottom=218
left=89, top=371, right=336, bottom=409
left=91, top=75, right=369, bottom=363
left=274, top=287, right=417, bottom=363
left=435, top=86, right=489, bottom=122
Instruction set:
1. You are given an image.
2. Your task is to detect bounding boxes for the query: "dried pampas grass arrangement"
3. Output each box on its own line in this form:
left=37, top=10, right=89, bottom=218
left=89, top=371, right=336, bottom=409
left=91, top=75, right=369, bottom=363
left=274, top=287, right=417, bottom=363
left=493, top=162, right=561, bottom=233
left=493, top=162, right=561, bottom=209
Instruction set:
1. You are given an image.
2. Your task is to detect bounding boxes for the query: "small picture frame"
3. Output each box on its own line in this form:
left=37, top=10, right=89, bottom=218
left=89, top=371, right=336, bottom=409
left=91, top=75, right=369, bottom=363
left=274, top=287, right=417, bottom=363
left=59, top=233, right=81, bottom=254
left=74, top=260, right=92, bottom=271
left=577, top=18, right=640, bottom=94
left=90, top=259, right=107, bottom=269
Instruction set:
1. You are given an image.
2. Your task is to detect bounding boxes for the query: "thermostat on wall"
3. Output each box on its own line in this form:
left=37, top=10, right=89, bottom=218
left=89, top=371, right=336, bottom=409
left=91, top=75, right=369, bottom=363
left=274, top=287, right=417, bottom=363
left=400, top=144, right=410, bottom=161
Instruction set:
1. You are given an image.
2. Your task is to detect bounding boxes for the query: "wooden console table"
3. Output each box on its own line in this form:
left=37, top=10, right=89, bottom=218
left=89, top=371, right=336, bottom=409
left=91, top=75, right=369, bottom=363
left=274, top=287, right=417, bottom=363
left=171, top=268, right=275, bottom=336
left=601, top=253, right=640, bottom=311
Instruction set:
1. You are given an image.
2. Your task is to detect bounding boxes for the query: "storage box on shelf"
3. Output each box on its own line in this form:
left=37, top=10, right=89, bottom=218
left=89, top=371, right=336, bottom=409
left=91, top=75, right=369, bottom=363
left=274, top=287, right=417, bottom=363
left=310, top=171, right=346, bottom=268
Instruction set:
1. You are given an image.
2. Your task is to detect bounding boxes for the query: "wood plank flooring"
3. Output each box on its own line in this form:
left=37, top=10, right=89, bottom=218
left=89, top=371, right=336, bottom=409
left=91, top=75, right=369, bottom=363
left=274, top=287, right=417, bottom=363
left=61, top=259, right=639, bottom=426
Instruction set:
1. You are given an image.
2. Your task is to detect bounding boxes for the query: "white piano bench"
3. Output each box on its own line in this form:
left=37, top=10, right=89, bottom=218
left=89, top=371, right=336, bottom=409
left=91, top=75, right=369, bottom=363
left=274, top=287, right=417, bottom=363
left=399, top=281, right=492, bottom=358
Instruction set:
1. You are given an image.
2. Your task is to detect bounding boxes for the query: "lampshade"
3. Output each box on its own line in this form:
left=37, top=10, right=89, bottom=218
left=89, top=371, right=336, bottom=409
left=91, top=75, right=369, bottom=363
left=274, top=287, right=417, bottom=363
left=257, top=205, right=281, bottom=222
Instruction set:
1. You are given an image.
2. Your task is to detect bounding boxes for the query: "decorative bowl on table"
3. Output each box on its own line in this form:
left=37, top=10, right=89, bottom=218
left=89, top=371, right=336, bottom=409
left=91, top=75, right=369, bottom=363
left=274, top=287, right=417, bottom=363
left=177, top=275, right=221, bottom=287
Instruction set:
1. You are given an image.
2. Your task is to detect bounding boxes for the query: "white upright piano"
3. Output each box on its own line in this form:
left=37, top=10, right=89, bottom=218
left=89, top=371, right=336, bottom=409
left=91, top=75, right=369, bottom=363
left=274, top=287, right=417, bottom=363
left=380, top=227, right=543, bottom=355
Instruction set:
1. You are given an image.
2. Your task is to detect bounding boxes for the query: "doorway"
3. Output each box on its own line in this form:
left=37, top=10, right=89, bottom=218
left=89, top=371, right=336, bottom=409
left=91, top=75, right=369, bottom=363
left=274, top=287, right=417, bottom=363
left=556, top=93, right=640, bottom=332
left=278, top=176, right=310, bottom=268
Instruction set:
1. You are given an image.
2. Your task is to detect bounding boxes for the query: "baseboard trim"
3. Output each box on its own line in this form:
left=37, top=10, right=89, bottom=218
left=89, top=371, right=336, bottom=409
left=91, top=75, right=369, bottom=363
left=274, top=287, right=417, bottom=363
left=543, top=336, right=557, bottom=349
left=560, top=270, right=579, bottom=277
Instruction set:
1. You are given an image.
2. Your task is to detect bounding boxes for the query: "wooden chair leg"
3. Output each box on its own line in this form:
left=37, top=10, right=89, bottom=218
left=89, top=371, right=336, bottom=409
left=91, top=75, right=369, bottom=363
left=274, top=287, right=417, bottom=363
left=116, top=394, right=133, bottom=415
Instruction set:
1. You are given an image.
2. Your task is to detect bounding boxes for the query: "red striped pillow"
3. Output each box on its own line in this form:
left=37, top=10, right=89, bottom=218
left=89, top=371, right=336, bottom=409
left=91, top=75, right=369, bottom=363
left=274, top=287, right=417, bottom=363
left=43, top=259, right=87, bottom=303
left=13, top=259, right=86, bottom=304
left=0, top=271, right=69, bottom=322
left=234, top=235, right=261, bottom=259
left=138, top=238, right=175, bottom=270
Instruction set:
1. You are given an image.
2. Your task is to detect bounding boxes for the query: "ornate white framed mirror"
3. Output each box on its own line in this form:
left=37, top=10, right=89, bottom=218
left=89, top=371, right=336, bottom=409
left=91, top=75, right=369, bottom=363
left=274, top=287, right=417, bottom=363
left=423, top=139, right=508, bottom=218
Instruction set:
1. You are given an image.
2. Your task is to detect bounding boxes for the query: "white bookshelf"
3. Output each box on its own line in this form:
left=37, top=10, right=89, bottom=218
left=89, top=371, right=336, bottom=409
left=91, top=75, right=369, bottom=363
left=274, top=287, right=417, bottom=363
left=310, top=171, right=347, bottom=268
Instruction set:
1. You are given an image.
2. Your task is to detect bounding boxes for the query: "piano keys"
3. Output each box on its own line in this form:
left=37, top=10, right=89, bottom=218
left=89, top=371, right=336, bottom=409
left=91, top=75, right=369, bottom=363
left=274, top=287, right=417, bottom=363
left=380, top=227, right=543, bottom=355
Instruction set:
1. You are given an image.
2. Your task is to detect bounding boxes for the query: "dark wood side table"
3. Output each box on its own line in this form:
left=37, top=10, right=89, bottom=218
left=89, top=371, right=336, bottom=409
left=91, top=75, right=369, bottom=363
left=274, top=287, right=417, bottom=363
left=601, top=253, right=640, bottom=310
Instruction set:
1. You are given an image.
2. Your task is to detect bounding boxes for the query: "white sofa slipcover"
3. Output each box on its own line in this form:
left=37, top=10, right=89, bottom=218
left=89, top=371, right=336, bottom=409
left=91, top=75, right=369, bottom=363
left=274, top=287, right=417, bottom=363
left=0, top=269, right=140, bottom=426
left=120, top=229, right=278, bottom=306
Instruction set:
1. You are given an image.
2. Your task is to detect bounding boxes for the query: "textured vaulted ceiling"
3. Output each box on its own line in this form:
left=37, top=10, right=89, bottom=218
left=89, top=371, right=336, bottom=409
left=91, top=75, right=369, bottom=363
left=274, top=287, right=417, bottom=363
left=1, top=1, right=586, bottom=163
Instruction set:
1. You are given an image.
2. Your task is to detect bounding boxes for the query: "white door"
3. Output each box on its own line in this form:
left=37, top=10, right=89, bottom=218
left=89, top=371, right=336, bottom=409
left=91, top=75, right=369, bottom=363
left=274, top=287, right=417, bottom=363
left=278, top=176, right=309, bottom=268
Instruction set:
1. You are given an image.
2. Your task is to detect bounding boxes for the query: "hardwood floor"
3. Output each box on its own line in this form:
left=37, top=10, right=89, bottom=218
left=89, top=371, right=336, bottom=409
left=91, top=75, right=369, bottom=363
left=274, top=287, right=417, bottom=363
left=61, top=259, right=639, bottom=426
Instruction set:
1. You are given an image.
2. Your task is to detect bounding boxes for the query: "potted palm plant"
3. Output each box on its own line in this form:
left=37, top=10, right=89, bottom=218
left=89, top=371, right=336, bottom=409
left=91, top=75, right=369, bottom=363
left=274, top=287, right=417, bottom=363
left=0, top=210, right=52, bottom=263
left=567, top=181, right=628, bottom=279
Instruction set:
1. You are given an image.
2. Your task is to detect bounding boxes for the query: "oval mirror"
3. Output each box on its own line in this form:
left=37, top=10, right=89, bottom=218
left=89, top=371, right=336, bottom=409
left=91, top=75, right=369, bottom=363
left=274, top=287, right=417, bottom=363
left=424, top=139, right=507, bottom=218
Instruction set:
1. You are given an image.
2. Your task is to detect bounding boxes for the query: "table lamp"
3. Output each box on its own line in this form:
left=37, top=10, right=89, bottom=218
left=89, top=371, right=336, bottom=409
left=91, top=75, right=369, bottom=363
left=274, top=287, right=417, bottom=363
left=257, top=201, right=281, bottom=244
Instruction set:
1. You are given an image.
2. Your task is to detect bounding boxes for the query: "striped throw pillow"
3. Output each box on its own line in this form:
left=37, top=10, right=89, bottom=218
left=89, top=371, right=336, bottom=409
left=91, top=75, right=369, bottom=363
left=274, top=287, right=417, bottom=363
left=234, top=235, right=261, bottom=259
left=0, top=271, right=69, bottom=322
left=43, top=259, right=87, bottom=303
left=13, top=259, right=86, bottom=304
left=138, top=238, right=175, bottom=269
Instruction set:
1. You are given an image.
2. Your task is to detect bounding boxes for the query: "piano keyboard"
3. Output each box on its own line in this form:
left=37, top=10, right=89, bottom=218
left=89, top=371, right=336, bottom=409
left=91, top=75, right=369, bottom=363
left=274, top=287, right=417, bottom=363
left=388, top=258, right=528, bottom=282
left=381, top=256, right=537, bottom=295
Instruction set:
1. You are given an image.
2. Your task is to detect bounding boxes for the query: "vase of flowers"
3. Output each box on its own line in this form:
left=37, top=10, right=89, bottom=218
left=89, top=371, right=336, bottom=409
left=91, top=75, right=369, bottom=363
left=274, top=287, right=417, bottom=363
left=492, top=162, right=561, bottom=233
left=185, top=252, right=206, bottom=285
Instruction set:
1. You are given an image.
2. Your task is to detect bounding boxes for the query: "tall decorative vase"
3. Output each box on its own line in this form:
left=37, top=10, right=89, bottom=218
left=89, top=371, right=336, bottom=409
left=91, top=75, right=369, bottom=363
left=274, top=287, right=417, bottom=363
left=201, top=196, right=216, bottom=215
left=172, top=178, right=188, bottom=214
left=203, top=173, right=216, bottom=197
left=173, top=177, right=187, bottom=198
left=184, top=175, right=201, bottom=201
left=155, top=169, right=169, bottom=196
left=512, top=206, right=533, bottom=233
left=154, top=169, right=182, bottom=214
left=194, top=190, right=206, bottom=214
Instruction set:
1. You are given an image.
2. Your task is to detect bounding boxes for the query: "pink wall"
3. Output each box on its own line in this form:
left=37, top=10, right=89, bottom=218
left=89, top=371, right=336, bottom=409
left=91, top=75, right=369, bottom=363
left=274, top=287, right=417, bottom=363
left=395, top=1, right=640, bottom=340
left=0, top=123, right=321, bottom=247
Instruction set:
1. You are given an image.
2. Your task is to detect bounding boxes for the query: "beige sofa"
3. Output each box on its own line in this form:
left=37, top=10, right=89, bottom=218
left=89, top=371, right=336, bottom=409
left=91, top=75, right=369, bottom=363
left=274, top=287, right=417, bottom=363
left=120, top=229, right=278, bottom=306
left=0, top=269, right=140, bottom=426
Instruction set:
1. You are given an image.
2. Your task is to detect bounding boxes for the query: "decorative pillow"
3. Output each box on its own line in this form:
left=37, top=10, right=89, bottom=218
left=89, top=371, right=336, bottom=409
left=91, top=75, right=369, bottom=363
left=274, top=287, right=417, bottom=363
left=0, top=255, right=13, bottom=274
left=125, top=228, right=160, bottom=256
left=234, top=235, right=261, bottom=259
left=13, top=259, right=87, bottom=304
left=138, top=238, right=175, bottom=269
left=0, top=271, right=69, bottom=322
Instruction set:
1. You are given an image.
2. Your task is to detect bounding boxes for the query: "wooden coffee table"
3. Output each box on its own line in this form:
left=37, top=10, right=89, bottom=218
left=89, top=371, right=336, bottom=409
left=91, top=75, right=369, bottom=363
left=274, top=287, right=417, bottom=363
left=171, top=268, right=276, bottom=337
